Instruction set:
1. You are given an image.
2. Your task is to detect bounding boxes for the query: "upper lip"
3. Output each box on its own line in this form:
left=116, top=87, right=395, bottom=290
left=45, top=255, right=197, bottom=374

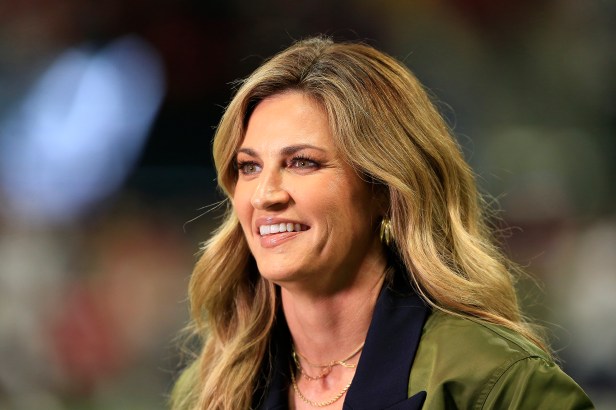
left=254, top=216, right=306, bottom=234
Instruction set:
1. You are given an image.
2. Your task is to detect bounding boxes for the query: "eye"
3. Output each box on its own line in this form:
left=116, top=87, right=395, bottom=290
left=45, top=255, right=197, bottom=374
left=236, top=161, right=261, bottom=175
left=289, top=156, right=319, bottom=169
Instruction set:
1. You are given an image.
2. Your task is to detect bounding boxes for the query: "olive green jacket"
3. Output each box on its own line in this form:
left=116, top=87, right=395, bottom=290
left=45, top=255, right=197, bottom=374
left=259, top=276, right=594, bottom=409
left=408, top=311, right=594, bottom=409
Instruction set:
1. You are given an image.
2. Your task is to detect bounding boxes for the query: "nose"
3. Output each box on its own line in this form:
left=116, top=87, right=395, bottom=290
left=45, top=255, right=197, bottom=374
left=250, top=169, right=291, bottom=210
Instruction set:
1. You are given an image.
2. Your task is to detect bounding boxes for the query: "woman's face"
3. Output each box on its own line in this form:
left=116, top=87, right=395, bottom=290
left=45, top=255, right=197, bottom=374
left=233, top=91, right=386, bottom=293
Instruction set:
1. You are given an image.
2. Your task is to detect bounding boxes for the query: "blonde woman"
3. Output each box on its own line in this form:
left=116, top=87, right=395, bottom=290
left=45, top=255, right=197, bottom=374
left=171, top=37, right=593, bottom=409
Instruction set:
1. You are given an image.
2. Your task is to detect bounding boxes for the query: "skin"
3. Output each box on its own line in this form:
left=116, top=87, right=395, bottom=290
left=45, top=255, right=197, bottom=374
left=233, top=91, right=388, bottom=408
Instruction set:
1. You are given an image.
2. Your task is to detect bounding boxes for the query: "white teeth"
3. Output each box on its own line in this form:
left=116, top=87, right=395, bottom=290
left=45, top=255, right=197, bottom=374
left=259, top=223, right=305, bottom=236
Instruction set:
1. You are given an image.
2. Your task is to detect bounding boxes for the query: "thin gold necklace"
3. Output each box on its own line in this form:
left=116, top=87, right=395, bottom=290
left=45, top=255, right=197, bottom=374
left=292, top=342, right=364, bottom=378
left=292, top=352, right=330, bottom=381
left=295, top=342, right=364, bottom=369
left=289, top=343, right=363, bottom=406
left=289, top=363, right=354, bottom=407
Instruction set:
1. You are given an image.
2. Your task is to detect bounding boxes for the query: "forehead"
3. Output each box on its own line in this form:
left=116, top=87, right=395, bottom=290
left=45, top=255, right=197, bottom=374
left=240, top=91, right=334, bottom=150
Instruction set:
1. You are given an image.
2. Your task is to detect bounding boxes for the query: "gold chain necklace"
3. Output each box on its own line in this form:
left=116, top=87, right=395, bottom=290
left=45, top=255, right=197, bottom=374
left=289, top=342, right=363, bottom=406
left=294, top=342, right=365, bottom=370
left=291, top=344, right=363, bottom=381
left=292, top=352, right=330, bottom=381
left=290, top=363, right=353, bottom=407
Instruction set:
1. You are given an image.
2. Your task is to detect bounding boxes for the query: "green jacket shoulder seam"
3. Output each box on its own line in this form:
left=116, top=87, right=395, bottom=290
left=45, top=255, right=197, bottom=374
left=474, top=355, right=547, bottom=410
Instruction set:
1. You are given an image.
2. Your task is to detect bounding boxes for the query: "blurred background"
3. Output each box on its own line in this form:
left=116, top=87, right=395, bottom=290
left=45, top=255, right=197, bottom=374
left=0, top=0, right=614, bottom=408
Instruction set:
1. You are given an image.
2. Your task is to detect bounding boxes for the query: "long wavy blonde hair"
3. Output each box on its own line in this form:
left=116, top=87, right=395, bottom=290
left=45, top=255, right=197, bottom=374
left=171, top=36, right=547, bottom=410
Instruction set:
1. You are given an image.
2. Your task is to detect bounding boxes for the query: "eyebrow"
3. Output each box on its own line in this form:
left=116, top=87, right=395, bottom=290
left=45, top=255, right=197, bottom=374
left=237, top=144, right=326, bottom=157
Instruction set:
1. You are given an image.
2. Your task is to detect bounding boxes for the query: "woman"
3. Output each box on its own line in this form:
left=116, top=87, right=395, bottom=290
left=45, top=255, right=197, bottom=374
left=171, top=37, right=593, bottom=409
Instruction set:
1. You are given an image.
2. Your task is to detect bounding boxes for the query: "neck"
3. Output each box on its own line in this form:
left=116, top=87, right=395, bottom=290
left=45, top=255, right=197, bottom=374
left=280, top=267, right=386, bottom=365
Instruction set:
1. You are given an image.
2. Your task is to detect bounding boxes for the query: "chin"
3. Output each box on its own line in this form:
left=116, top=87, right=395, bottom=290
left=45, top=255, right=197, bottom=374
left=255, top=261, right=305, bottom=285
left=257, top=266, right=294, bottom=282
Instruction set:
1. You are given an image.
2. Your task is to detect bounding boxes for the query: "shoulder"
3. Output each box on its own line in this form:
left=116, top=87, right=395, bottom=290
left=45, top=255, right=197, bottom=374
left=419, top=309, right=548, bottom=364
left=408, top=311, right=594, bottom=409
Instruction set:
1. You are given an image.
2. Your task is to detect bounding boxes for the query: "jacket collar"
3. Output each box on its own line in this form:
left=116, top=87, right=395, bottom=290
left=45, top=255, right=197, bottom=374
left=259, top=274, right=429, bottom=410
left=343, top=274, right=428, bottom=409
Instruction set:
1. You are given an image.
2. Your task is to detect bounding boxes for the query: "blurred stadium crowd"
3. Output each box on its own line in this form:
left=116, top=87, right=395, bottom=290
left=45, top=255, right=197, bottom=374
left=0, top=0, right=614, bottom=408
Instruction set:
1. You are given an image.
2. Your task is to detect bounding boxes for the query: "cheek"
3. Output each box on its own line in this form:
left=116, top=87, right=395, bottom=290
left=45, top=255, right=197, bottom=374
left=332, top=174, right=371, bottom=208
left=338, top=182, right=379, bottom=232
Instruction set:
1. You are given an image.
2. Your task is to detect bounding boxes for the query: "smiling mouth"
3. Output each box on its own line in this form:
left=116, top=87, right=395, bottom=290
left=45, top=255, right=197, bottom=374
left=259, top=223, right=308, bottom=236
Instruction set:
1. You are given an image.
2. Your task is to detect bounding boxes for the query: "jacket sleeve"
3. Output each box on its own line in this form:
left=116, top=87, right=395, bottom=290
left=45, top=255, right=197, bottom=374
left=479, top=356, right=595, bottom=410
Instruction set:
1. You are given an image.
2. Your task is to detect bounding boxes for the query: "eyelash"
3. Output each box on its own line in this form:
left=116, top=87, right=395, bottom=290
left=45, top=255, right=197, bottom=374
left=235, top=160, right=260, bottom=175
left=288, top=155, right=319, bottom=169
left=235, top=155, right=320, bottom=175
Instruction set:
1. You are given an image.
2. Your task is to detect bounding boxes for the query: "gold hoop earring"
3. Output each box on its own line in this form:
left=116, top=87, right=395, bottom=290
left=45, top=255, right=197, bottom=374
left=379, top=218, right=392, bottom=246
